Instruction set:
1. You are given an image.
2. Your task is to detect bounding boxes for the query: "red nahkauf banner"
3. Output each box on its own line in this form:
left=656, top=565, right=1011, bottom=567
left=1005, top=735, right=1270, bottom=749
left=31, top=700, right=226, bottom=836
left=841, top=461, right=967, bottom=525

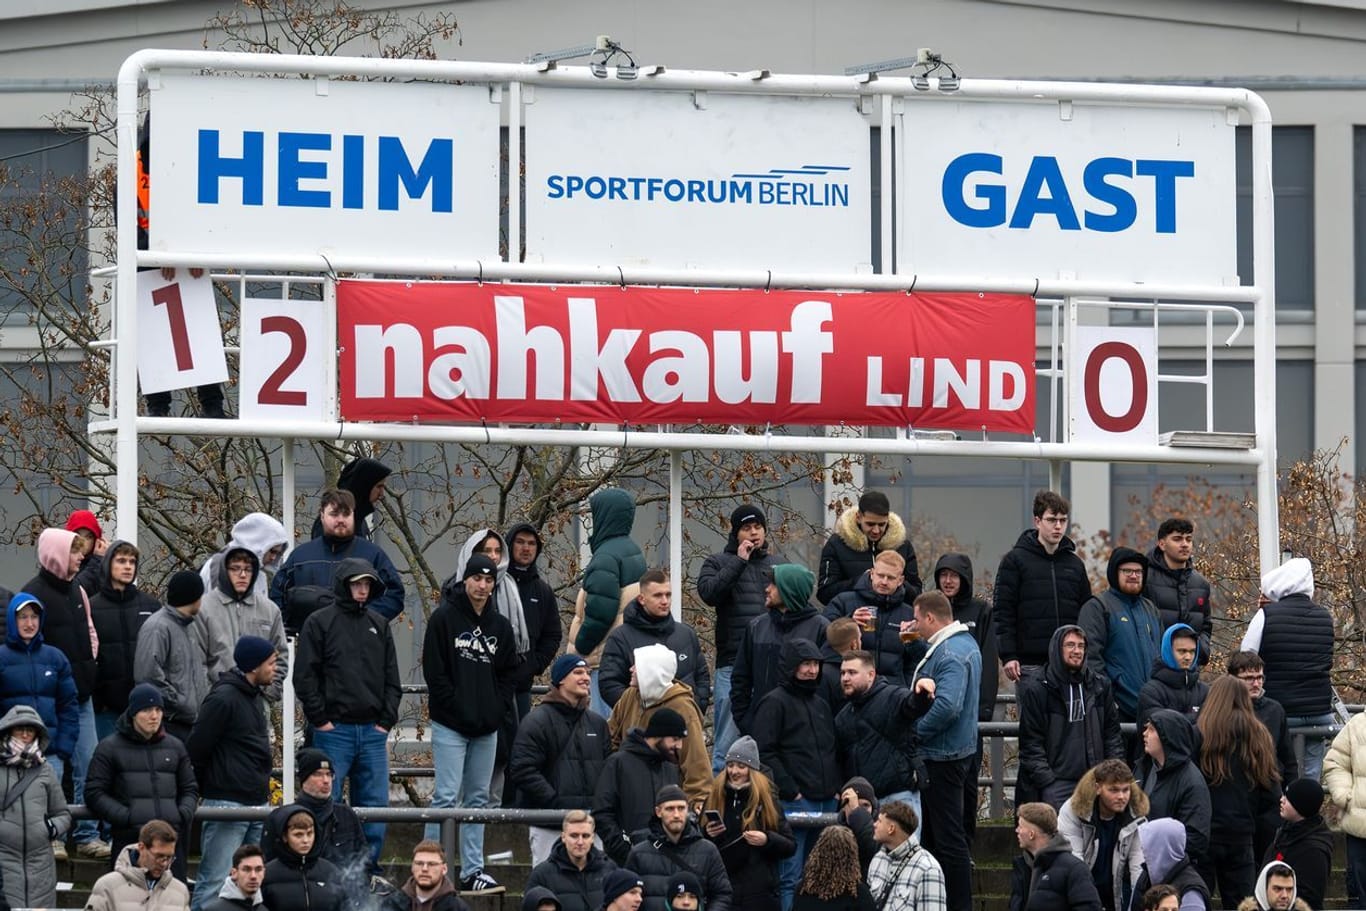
left=336, top=281, right=1036, bottom=432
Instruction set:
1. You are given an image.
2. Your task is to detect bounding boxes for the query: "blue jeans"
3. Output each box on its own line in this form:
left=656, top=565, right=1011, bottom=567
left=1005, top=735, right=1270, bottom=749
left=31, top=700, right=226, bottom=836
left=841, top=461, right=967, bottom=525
left=711, top=666, right=739, bottom=774
left=778, top=797, right=836, bottom=911
left=1285, top=712, right=1334, bottom=782
left=72, top=699, right=99, bottom=844
left=313, top=723, right=390, bottom=867
left=424, top=722, right=497, bottom=880
left=190, top=800, right=264, bottom=911
left=881, top=789, right=923, bottom=840
left=589, top=670, right=611, bottom=721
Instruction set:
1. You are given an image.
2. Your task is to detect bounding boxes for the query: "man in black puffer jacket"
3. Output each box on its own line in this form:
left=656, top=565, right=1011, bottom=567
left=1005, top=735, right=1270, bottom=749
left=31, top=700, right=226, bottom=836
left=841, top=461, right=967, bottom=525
left=834, top=651, right=928, bottom=807
left=85, top=683, right=198, bottom=874
left=261, top=805, right=346, bottom=911
left=1010, top=802, right=1103, bottom=911
left=1138, top=709, right=1211, bottom=865
left=627, top=785, right=733, bottom=911
left=599, top=570, right=710, bottom=715
left=750, top=637, right=842, bottom=907
left=89, top=540, right=159, bottom=725
left=1144, top=518, right=1214, bottom=665
left=505, top=522, right=564, bottom=720
left=186, top=636, right=277, bottom=911
left=817, top=490, right=921, bottom=605
left=1137, top=624, right=1208, bottom=730
left=593, top=711, right=686, bottom=865
left=825, top=552, right=924, bottom=684
left=697, top=504, right=782, bottom=773
left=993, top=490, right=1091, bottom=684
left=510, top=654, right=610, bottom=865
left=526, top=811, right=619, bottom=911
left=1017, top=626, right=1124, bottom=809
left=262, top=748, right=370, bottom=881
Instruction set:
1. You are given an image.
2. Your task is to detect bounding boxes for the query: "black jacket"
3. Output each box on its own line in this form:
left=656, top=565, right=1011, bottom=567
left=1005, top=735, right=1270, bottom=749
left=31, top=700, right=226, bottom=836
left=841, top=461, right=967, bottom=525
left=592, top=729, right=681, bottom=864
left=707, top=782, right=796, bottom=908
left=508, top=692, right=610, bottom=810
left=817, top=508, right=921, bottom=605
left=825, top=573, right=925, bottom=685
left=817, top=643, right=847, bottom=717
left=295, top=557, right=401, bottom=729
left=85, top=709, right=199, bottom=850
left=262, top=790, right=370, bottom=879
left=750, top=638, right=843, bottom=801
left=599, top=602, right=710, bottom=714
left=1138, top=709, right=1212, bottom=864
left=834, top=678, right=926, bottom=797
left=1204, top=747, right=1280, bottom=849
left=1144, top=548, right=1214, bottom=665
left=935, top=553, right=999, bottom=722
left=425, top=579, right=519, bottom=737
left=261, top=805, right=346, bottom=911
left=1137, top=661, right=1208, bottom=731
left=1258, top=594, right=1334, bottom=716
left=731, top=603, right=828, bottom=732
left=88, top=542, right=159, bottom=714
left=697, top=535, right=782, bottom=669
left=1263, top=815, right=1333, bottom=910
left=505, top=522, right=564, bottom=693
left=1017, top=625, right=1123, bottom=793
left=1009, top=834, right=1104, bottom=911
left=186, top=669, right=271, bottom=804
left=627, top=818, right=734, bottom=911
left=203, top=893, right=268, bottom=911
left=21, top=567, right=97, bottom=702
left=525, top=841, right=618, bottom=911
left=993, top=529, right=1092, bottom=667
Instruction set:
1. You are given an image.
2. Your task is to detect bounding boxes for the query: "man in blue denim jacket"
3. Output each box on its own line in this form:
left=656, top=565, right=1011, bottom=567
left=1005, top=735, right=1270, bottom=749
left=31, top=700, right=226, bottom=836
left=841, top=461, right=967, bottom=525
left=909, top=590, right=980, bottom=911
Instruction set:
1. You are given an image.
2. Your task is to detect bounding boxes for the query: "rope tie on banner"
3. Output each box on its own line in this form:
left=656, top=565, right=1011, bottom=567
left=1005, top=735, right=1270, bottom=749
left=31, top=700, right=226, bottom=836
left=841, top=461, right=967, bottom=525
left=907, top=275, right=917, bottom=295
left=476, top=261, right=484, bottom=286
left=1031, top=278, right=1040, bottom=297
left=319, top=253, right=338, bottom=283
left=764, top=270, right=772, bottom=293
left=618, top=266, right=627, bottom=290
left=480, top=417, right=491, bottom=445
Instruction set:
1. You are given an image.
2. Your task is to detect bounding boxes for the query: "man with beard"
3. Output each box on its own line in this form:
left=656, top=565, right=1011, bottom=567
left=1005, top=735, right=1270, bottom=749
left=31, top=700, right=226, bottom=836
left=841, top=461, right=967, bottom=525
left=262, top=748, right=370, bottom=888
left=1058, top=760, right=1150, bottom=911
left=1017, top=626, right=1124, bottom=808
left=594, top=708, right=687, bottom=865
left=1079, top=548, right=1163, bottom=738
left=510, top=655, right=611, bottom=865
left=1145, top=519, right=1214, bottom=665
left=731, top=564, right=826, bottom=733
left=382, top=841, right=469, bottom=911
left=626, top=786, right=732, bottom=911
left=607, top=645, right=710, bottom=810
left=697, top=504, right=782, bottom=773
left=309, top=456, right=392, bottom=540
left=505, top=523, right=563, bottom=723
left=834, top=651, right=928, bottom=819
left=271, top=489, right=405, bottom=629
left=817, top=490, right=921, bottom=606
left=750, top=638, right=842, bottom=910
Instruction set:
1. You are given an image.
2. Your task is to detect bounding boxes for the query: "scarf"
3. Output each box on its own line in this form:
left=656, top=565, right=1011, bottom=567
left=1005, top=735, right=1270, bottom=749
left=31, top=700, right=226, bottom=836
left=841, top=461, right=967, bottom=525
left=456, top=529, right=530, bottom=654
left=1, top=735, right=44, bottom=768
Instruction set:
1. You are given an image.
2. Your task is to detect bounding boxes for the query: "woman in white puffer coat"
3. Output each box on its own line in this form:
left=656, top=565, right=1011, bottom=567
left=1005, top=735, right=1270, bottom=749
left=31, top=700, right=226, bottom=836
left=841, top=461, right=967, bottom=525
left=1322, top=710, right=1366, bottom=904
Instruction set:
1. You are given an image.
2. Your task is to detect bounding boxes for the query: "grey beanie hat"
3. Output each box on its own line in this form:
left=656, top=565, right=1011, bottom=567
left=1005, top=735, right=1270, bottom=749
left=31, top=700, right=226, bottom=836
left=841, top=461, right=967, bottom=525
left=724, top=735, right=763, bottom=772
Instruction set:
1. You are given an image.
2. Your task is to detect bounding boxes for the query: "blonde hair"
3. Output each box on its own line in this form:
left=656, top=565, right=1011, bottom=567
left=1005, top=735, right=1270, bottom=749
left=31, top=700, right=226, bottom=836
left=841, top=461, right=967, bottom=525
left=706, top=767, right=780, bottom=833
left=873, top=551, right=905, bottom=573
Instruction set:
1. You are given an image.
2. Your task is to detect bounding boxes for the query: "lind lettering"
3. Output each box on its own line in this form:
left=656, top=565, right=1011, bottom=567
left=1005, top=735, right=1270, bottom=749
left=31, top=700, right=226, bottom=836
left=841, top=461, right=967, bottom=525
left=197, top=129, right=455, bottom=213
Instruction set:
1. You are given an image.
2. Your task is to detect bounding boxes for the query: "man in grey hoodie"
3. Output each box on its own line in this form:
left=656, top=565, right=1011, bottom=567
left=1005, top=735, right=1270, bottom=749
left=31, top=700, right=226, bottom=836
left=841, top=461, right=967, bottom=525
left=1132, top=818, right=1210, bottom=911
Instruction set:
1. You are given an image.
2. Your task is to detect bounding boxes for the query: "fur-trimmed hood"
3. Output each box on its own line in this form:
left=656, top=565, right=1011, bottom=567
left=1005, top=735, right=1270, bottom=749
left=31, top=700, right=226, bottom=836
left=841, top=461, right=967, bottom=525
left=1067, top=765, right=1150, bottom=821
left=834, top=506, right=907, bottom=554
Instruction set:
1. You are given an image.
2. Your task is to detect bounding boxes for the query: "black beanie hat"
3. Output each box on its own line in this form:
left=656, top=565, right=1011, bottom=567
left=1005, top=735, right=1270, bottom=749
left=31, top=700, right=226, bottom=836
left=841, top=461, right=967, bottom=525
left=1285, top=777, right=1324, bottom=818
left=297, top=748, right=334, bottom=782
left=602, top=869, right=644, bottom=908
left=643, top=708, right=688, bottom=739
left=166, top=570, right=205, bottom=608
left=463, top=553, right=498, bottom=580
left=730, top=504, right=766, bottom=535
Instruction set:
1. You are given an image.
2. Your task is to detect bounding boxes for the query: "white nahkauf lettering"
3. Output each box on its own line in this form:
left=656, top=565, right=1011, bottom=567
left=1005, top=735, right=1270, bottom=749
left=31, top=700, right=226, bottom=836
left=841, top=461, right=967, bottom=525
left=351, top=297, right=835, bottom=405
left=865, top=357, right=1027, bottom=411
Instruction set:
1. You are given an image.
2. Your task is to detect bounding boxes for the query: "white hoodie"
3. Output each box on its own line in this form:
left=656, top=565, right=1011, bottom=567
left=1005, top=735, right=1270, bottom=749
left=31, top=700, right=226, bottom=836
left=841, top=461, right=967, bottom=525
left=1241, top=557, right=1314, bottom=651
left=634, top=643, right=678, bottom=707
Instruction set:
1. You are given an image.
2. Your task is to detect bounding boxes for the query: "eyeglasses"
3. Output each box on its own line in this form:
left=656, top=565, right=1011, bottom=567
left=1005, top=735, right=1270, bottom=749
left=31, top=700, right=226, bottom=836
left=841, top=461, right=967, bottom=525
left=226, top=565, right=253, bottom=576
left=1117, top=569, right=1144, bottom=577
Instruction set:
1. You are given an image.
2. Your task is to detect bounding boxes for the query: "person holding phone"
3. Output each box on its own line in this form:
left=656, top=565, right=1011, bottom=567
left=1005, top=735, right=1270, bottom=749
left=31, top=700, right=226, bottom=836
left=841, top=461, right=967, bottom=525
left=701, top=737, right=795, bottom=911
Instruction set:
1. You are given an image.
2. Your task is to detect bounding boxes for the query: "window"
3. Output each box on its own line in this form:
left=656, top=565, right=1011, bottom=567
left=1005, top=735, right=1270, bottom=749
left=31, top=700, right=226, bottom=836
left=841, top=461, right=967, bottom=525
left=1236, top=126, right=1313, bottom=310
